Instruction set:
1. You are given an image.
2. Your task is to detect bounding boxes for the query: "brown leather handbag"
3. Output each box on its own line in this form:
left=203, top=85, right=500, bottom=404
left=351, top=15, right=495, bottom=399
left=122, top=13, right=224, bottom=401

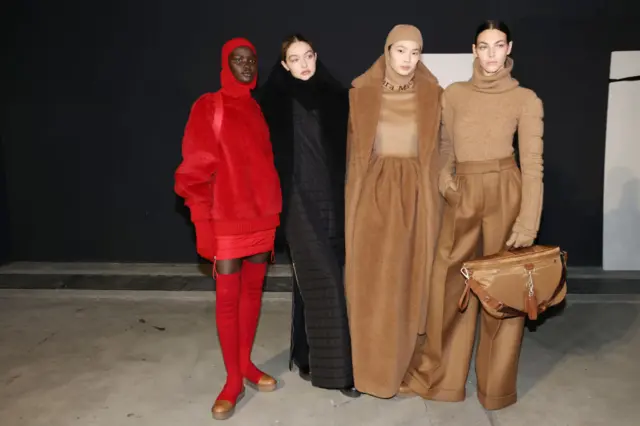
left=457, top=245, right=568, bottom=320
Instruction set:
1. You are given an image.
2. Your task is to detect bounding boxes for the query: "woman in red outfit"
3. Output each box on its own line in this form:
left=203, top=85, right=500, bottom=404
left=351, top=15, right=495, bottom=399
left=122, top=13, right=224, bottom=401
left=174, top=37, right=282, bottom=420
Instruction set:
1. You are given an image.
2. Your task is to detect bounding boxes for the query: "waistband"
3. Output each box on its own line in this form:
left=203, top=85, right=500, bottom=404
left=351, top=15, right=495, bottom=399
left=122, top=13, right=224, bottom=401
left=455, top=156, right=517, bottom=175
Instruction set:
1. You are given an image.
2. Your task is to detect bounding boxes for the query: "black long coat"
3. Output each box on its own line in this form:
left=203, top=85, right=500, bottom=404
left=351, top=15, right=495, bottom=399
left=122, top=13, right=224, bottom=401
left=256, top=61, right=353, bottom=389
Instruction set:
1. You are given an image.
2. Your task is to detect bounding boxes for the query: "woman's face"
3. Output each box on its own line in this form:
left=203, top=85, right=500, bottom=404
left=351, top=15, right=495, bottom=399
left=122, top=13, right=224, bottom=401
left=473, top=29, right=512, bottom=75
left=281, top=41, right=317, bottom=81
left=388, top=40, right=421, bottom=76
left=228, top=46, right=257, bottom=84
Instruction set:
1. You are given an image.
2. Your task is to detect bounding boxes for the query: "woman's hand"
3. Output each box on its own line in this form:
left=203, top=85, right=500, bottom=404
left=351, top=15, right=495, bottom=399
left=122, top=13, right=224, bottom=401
left=439, top=173, right=458, bottom=197
left=194, top=220, right=215, bottom=261
left=506, top=231, right=534, bottom=249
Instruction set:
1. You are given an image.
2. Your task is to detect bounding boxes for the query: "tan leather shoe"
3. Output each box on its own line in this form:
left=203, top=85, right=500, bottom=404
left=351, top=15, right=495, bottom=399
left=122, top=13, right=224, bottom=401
left=397, top=382, right=416, bottom=398
left=211, top=389, right=245, bottom=421
left=248, top=374, right=277, bottom=392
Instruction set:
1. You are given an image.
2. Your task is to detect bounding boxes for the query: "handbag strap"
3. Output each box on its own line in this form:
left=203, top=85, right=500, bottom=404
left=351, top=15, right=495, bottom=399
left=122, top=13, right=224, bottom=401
left=544, top=251, right=568, bottom=306
left=458, top=278, right=505, bottom=312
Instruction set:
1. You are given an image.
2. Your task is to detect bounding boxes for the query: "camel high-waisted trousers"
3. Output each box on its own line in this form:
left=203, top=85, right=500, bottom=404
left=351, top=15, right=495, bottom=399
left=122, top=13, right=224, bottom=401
left=405, top=156, right=525, bottom=411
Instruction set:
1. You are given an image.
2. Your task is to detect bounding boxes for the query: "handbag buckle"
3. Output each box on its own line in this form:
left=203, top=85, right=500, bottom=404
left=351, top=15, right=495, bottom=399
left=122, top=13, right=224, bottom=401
left=461, top=267, right=470, bottom=280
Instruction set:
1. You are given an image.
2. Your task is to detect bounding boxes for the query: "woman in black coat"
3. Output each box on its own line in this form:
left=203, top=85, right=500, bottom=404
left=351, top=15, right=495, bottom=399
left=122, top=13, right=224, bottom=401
left=257, top=34, right=359, bottom=397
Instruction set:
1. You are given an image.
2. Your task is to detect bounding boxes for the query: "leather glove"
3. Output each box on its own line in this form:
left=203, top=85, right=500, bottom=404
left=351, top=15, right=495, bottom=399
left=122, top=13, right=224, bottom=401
left=506, top=231, right=534, bottom=249
left=439, top=173, right=459, bottom=197
left=443, top=177, right=461, bottom=207
left=194, top=220, right=215, bottom=261
left=439, top=174, right=451, bottom=196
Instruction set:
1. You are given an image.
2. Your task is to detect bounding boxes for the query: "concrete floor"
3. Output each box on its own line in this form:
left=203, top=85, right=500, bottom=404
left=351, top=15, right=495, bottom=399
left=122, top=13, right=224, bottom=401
left=0, top=290, right=638, bottom=426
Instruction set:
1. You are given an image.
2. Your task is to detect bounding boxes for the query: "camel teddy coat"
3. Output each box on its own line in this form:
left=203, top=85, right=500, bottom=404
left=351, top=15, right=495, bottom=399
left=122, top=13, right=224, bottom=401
left=344, top=55, right=444, bottom=397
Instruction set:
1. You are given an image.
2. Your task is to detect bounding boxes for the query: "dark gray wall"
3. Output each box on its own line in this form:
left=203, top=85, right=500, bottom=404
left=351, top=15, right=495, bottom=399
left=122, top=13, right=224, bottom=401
left=2, top=0, right=639, bottom=265
left=0, top=138, right=8, bottom=264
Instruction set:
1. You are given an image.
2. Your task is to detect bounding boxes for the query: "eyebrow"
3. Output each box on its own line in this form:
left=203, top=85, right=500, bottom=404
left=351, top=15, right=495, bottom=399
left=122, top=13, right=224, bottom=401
left=288, top=50, right=313, bottom=59
left=395, top=44, right=420, bottom=51
left=478, top=40, right=506, bottom=45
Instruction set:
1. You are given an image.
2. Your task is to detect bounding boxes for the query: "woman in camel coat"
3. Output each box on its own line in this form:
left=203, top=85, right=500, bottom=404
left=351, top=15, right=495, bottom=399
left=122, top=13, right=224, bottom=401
left=344, top=24, right=443, bottom=398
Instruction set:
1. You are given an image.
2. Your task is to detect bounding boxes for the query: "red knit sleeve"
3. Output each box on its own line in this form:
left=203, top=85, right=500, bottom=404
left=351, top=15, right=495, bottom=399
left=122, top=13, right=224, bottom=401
left=174, top=94, right=219, bottom=222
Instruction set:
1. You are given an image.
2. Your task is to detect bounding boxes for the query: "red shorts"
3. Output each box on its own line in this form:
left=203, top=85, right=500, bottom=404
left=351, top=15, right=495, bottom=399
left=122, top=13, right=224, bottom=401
left=213, top=229, right=276, bottom=260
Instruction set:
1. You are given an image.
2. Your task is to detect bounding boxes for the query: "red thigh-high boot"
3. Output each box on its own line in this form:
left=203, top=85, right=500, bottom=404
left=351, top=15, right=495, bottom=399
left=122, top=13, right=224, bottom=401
left=239, top=260, right=277, bottom=391
left=211, top=272, right=245, bottom=420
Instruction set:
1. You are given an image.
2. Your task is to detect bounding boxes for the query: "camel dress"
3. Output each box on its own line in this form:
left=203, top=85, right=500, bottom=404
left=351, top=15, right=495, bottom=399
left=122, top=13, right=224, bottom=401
left=348, top=85, right=429, bottom=398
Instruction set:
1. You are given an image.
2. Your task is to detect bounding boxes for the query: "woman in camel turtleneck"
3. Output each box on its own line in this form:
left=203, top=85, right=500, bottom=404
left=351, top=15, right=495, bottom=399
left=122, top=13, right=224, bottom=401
left=344, top=25, right=443, bottom=398
left=403, top=20, right=544, bottom=410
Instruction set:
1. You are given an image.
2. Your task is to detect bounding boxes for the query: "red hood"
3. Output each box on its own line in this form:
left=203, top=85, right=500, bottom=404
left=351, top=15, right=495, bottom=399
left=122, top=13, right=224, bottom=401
left=220, top=37, right=257, bottom=97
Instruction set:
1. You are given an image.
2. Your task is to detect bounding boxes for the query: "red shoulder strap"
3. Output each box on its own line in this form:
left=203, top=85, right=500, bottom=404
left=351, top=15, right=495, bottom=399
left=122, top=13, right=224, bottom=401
left=212, top=92, right=223, bottom=140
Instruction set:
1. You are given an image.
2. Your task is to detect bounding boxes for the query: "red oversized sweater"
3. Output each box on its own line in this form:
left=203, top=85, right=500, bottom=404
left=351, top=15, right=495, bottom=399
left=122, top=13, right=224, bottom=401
left=174, top=39, right=282, bottom=252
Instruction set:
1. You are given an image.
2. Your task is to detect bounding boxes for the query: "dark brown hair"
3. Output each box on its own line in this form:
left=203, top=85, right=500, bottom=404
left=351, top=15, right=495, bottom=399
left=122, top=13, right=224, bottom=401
left=280, top=34, right=314, bottom=61
left=474, top=20, right=512, bottom=44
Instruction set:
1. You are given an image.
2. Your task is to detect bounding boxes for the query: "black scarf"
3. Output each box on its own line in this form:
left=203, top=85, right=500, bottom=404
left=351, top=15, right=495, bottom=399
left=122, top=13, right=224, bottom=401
left=257, top=59, right=348, bottom=251
left=262, top=58, right=343, bottom=108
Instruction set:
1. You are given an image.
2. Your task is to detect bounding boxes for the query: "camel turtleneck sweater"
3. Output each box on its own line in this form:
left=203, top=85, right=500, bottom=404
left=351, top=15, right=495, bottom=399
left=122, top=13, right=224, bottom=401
left=439, top=57, right=544, bottom=238
left=374, top=83, right=418, bottom=157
